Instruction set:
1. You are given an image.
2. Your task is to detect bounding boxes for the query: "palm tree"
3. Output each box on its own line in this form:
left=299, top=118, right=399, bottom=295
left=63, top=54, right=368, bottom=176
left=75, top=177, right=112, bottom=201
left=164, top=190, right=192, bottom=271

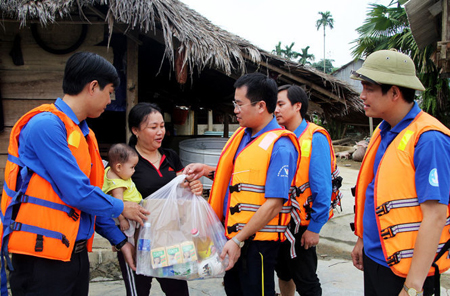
left=298, top=46, right=315, bottom=65
left=316, top=11, right=334, bottom=73
left=272, top=42, right=283, bottom=56
left=351, top=1, right=450, bottom=125
left=282, top=42, right=300, bottom=60
left=272, top=42, right=301, bottom=61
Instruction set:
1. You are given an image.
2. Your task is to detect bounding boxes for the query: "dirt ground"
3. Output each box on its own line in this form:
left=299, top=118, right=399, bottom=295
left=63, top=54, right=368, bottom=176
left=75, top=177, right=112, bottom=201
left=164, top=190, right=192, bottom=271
left=336, top=156, right=362, bottom=171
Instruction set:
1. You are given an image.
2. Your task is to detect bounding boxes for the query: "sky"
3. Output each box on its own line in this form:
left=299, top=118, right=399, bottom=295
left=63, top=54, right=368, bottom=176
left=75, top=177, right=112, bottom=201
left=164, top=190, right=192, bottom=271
left=179, top=0, right=394, bottom=68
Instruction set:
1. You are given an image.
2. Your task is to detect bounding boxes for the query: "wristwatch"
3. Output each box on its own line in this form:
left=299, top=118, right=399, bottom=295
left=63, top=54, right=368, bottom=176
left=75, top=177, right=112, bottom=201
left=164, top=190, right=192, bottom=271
left=231, top=237, right=245, bottom=248
left=114, top=239, right=128, bottom=252
left=403, top=284, right=423, bottom=296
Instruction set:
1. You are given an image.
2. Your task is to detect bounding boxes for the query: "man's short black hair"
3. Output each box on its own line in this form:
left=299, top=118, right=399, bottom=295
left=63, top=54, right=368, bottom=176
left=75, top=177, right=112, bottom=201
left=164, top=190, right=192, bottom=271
left=278, top=85, right=309, bottom=118
left=234, top=73, right=278, bottom=113
left=63, top=52, right=120, bottom=95
left=380, top=84, right=416, bottom=103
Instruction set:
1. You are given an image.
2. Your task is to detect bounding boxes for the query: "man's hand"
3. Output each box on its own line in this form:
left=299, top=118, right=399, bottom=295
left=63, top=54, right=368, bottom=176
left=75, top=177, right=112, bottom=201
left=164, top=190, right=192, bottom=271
left=301, top=230, right=319, bottom=250
left=183, top=163, right=206, bottom=180
left=121, top=242, right=136, bottom=271
left=122, top=201, right=149, bottom=227
left=220, top=239, right=241, bottom=271
left=351, top=236, right=364, bottom=271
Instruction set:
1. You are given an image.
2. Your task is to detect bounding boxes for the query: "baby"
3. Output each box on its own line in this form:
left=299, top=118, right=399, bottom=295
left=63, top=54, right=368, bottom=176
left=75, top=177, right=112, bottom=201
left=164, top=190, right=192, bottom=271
left=102, top=143, right=142, bottom=245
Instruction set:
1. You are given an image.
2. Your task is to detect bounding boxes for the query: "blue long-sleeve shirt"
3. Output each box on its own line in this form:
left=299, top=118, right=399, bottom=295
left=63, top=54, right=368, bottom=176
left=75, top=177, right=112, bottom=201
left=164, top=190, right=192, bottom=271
left=293, top=119, right=332, bottom=234
left=17, top=98, right=125, bottom=244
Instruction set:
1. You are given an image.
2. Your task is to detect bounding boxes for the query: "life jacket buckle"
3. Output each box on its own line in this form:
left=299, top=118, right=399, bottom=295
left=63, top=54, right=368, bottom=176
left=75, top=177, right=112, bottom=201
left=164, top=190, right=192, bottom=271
left=68, top=208, right=80, bottom=221
left=227, top=224, right=238, bottom=234
left=19, top=194, right=29, bottom=203
left=381, top=226, right=394, bottom=239
left=376, top=203, right=388, bottom=216
left=62, top=235, right=70, bottom=248
left=10, top=221, right=22, bottom=231
left=332, top=176, right=343, bottom=191
left=387, top=253, right=399, bottom=266
left=35, top=234, right=44, bottom=252
left=230, top=204, right=241, bottom=215
left=229, top=184, right=241, bottom=193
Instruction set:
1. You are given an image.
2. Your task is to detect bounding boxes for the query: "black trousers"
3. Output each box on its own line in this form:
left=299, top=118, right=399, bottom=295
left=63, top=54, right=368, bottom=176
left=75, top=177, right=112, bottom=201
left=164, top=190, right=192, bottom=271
left=275, top=226, right=321, bottom=296
left=224, top=240, right=280, bottom=296
left=9, top=251, right=89, bottom=296
left=363, top=252, right=435, bottom=296
left=117, top=250, right=189, bottom=296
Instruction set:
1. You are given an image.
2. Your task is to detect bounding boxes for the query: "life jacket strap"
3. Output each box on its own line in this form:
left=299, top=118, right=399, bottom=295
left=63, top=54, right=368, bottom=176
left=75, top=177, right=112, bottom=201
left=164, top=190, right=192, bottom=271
left=382, top=217, right=450, bottom=240
left=229, top=183, right=265, bottom=194
left=7, top=221, right=70, bottom=248
left=376, top=198, right=419, bottom=216
left=3, top=183, right=80, bottom=221
left=227, top=223, right=288, bottom=234
left=387, top=243, right=449, bottom=267
left=229, top=203, right=291, bottom=215
left=284, top=228, right=297, bottom=258
left=290, top=197, right=301, bottom=234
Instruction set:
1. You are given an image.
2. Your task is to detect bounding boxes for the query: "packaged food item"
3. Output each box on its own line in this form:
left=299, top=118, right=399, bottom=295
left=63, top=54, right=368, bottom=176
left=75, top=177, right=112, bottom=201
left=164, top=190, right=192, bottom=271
left=181, top=241, right=197, bottom=262
left=151, top=247, right=168, bottom=268
left=166, top=244, right=183, bottom=265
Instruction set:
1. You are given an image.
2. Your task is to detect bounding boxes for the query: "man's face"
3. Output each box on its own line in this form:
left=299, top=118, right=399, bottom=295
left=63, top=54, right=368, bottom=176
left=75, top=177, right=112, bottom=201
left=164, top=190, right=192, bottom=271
left=233, top=86, right=259, bottom=128
left=275, top=90, right=301, bottom=127
left=360, top=81, right=392, bottom=119
left=88, top=82, right=114, bottom=118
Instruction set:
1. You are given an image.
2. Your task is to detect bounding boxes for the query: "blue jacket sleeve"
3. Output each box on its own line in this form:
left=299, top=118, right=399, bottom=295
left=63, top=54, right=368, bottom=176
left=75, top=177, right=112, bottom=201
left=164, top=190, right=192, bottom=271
left=265, top=136, right=298, bottom=202
left=307, top=132, right=332, bottom=233
left=95, top=216, right=127, bottom=245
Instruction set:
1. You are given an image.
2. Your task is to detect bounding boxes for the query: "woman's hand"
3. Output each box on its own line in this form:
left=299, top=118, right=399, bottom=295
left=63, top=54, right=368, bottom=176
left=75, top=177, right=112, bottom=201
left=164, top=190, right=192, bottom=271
left=188, top=179, right=203, bottom=196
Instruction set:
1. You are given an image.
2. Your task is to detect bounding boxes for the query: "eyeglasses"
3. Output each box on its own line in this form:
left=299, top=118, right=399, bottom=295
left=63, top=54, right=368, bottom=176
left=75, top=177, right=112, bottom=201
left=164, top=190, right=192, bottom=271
left=351, top=70, right=380, bottom=85
left=232, top=100, right=259, bottom=111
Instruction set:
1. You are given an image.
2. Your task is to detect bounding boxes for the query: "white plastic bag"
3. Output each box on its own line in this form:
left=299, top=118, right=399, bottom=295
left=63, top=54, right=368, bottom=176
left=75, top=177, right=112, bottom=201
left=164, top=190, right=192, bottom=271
left=136, top=174, right=228, bottom=280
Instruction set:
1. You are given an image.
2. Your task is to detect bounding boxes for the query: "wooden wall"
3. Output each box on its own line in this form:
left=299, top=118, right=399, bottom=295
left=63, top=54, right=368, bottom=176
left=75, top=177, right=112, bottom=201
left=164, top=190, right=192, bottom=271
left=0, top=22, right=114, bottom=188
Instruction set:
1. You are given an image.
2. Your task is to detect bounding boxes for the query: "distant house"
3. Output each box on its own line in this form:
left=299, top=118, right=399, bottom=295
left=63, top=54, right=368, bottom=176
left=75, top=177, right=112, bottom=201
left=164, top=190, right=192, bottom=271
left=331, top=59, right=365, bottom=93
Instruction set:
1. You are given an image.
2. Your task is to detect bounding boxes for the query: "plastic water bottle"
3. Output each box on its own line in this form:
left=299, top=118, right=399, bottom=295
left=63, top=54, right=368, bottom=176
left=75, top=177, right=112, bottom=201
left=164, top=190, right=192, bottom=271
left=136, top=222, right=152, bottom=275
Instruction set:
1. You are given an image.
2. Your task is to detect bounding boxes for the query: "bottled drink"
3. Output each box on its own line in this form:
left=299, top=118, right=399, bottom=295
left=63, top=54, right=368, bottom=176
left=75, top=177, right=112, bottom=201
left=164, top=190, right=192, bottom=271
left=136, top=222, right=152, bottom=275
left=191, top=228, right=215, bottom=260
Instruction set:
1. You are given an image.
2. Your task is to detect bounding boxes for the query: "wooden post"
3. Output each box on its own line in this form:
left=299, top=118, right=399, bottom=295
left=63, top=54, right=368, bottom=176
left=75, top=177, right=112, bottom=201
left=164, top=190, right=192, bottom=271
left=126, top=30, right=139, bottom=143
left=369, top=117, right=374, bottom=136
left=207, top=110, right=213, bottom=131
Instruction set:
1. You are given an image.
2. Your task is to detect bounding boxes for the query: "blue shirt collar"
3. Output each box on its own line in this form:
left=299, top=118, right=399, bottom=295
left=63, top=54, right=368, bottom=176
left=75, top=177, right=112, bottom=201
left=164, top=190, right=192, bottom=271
left=244, top=116, right=281, bottom=139
left=55, top=98, right=90, bottom=136
left=379, top=101, right=421, bottom=134
left=293, top=119, right=307, bottom=138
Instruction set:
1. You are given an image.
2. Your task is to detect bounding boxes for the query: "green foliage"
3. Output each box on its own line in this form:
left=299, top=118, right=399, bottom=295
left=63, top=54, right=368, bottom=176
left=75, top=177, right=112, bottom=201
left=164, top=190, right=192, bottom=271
left=351, top=0, right=450, bottom=126
left=272, top=42, right=301, bottom=61
left=316, top=11, right=334, bottom=73
left=298, top=46, right=315, bottom=65
left=311, top=59, right=335, bottom=74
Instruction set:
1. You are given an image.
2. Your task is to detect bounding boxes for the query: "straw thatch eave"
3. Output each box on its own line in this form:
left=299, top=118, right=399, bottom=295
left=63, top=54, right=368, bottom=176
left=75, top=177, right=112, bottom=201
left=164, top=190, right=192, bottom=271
left=0, top=0, right=363, bottom=121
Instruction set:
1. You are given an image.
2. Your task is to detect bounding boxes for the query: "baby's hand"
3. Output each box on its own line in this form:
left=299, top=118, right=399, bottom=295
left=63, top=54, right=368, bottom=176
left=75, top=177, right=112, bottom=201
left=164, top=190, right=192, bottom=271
left=120, top=219, right=130, bottom=231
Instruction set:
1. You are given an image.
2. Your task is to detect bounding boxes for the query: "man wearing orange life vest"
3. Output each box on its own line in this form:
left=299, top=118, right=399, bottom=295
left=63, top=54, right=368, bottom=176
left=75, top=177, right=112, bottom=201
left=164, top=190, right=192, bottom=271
left=274, top=85, right=339, bottom=296
left=184, top=73, right=299, bottom=296
left=350, top=49, right=450, bottom=296
left=0, top=52, right=149, bottom=296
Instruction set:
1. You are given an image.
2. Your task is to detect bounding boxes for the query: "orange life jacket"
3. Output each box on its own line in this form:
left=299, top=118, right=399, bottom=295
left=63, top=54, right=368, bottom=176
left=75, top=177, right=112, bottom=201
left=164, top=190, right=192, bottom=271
left=208, top=127, right=300, bottom=242
left=290, top=122, right=342, bottom=229
left=1, top=104, right=104, bottom=262
left=354, top=111, right=450, bottom=277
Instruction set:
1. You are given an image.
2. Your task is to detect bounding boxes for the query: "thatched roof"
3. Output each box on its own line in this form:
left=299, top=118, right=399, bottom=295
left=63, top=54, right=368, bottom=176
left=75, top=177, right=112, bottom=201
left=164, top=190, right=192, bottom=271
left=0, top=0, right=363, bottom=121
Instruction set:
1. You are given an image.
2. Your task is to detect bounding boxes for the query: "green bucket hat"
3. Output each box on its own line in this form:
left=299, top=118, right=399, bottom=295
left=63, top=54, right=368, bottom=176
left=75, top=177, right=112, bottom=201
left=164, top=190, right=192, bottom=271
left=350, top=49, right=425, bottom=91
